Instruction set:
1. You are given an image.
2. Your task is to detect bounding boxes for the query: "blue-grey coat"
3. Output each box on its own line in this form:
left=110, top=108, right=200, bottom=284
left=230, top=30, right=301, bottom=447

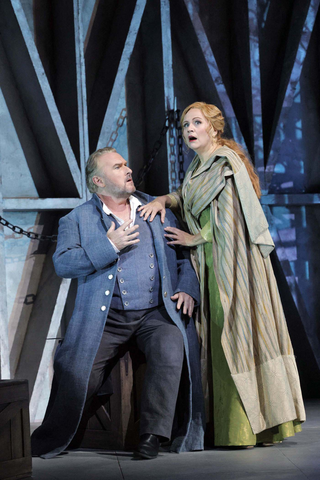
left=31, top=192, right=205, bottom=459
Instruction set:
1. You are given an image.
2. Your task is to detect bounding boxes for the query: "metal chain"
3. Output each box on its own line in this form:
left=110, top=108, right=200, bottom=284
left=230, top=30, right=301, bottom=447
left=168, top=110, right=177, bottom=189
left=107, top=108, right=127, bottom=147
left=175, top=109, right=185, bottom=183
left=135, top=112, right=171, bottom=187
left=0, top=216, right=57, bottom=242
left=135, top=109, right=185, bottom=187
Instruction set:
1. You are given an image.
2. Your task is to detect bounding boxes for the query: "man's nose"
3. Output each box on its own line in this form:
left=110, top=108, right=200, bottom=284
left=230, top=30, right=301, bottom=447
left=126, top=166, right=133, bottom=174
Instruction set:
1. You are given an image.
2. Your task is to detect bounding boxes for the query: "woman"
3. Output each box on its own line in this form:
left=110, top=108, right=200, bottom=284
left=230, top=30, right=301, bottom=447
left=138, top=102, right=305, bottom=446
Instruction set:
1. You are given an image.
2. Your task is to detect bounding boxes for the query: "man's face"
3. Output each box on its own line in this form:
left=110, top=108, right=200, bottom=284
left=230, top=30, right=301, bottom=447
left=93, top=152, right=136, bottom=198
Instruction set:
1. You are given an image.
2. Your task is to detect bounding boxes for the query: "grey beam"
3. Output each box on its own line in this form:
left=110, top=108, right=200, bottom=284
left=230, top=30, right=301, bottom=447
left=261, top=193, right=320, bottom=206
left=3, top=198, right=85, bottom=212
left=29, top=278, right=71, bottom=422
left=160, top=0, right=178, bottom=192
left=74, top=0, right=90, bottom=201
left=183, top=0, right=246, bottom=148
left=0, top=0, right=82, bottom=197
left=266, top=208, right=320, bottom=370
left=248, top=0, right=265, bottom=188
left=97, top=0, right=147, bottom=149
left=266, top=0, right=320, bottom=187
left=0, top=153, right=10, bottom=378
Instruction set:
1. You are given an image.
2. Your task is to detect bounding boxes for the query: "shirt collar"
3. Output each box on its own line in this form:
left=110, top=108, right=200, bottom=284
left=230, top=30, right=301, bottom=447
left=101, top=195, right=142, bottom=216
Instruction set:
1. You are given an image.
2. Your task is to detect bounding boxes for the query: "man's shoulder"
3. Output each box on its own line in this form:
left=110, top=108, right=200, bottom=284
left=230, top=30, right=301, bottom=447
left=133, top=190, right=154, bottom=204
left=61, top=196, right=100, bottom=222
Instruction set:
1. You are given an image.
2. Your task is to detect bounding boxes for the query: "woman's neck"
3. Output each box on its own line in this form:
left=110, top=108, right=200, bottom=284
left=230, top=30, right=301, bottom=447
left=197, top=143, right=221, bottom=163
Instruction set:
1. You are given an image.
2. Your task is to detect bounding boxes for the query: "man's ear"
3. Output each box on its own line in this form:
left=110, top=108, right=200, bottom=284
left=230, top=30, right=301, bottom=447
left=92, top=175, right=104, bottom=188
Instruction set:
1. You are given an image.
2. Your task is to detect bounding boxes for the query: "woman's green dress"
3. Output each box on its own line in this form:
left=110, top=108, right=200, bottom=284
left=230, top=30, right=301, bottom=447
left=199, top=208, right=302, bottom=446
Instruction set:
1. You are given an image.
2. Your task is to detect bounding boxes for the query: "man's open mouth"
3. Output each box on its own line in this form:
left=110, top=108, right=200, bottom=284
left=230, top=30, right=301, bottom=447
left=189, top=136, right=197, bottom=141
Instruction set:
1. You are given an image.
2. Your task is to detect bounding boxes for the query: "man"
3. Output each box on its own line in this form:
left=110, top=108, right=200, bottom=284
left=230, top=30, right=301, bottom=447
left=31, top=147, right=204, bottom=460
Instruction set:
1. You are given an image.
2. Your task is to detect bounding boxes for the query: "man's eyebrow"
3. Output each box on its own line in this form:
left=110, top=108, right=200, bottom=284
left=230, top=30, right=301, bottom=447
left=113, top=162, right=126, bottom=167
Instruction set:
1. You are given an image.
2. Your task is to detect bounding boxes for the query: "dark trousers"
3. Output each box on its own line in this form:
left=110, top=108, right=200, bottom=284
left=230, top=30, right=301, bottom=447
left=86, top=305, right=184, bottom=440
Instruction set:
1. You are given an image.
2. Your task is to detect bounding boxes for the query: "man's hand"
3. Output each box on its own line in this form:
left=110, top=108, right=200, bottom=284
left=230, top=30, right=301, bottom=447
left=171, top=292, right=195, bottom=317
left=107, top=220, right=139, bottom=251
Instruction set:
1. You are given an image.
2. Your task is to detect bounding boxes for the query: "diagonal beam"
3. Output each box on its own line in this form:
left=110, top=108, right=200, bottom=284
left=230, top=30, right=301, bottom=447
left=29, top=278, right=71, bottom=422
left=74, top=0, right=90, bottom=200
left=97, top=0, right=147, bottom=150
left=265, top=0, right=320, bottom=189
left=248, top=0, right=265, bottom=187
left=0, top=156, right=10, bottom=379
left=5, top=0, right=82, bottom=197
left=183, top=0, right=246, bottom=149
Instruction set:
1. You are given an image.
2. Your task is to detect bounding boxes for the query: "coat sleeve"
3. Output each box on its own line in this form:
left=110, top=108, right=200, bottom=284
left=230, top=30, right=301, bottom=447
left=167, top=212, right=200, bottom=305
left=53, top=214, right=118, bottom=279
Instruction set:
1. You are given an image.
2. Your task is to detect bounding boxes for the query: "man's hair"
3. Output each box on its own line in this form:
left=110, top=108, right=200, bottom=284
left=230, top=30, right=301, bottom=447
left=85, top=147, right=117, bottom=193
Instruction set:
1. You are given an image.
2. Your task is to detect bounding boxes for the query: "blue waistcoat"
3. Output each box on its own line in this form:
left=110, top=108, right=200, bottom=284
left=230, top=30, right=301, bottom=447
left=110, top=213, right=162, bottom=310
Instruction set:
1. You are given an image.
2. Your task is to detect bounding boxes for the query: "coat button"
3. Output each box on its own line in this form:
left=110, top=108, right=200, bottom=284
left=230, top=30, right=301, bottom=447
left=122, top=290, right=127, bottom=295
left=164, top=292, right=167, bottom=297
left=120, top=278, right=124, bottom=284
left=105, top=290, right=110, bottom=296
left=149, top=299, right=154, bottom=304
left=163, top=275, right=166, bottom=279
left=149, top=253, right=154, bottom=257
left=108, top=274, right=113, bottom=280
left=150, top=263, right=154, bottom=269
left=149, top=287, right=154, bottom=292
left=101, top=305, right=107, bottom=311
left=124, top=301, right=129, bottom=306
left=150, top=276, right=154, bottom=281
left=117, top=267, right=122, bottom=272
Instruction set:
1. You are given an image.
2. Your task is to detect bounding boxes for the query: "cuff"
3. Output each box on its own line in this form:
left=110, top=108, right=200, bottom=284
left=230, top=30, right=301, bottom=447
left=167, top=193, right=179, bottom=209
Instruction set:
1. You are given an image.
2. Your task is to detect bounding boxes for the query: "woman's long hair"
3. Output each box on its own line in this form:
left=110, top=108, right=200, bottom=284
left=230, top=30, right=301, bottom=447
left=181, top=102, right=261, bottom=198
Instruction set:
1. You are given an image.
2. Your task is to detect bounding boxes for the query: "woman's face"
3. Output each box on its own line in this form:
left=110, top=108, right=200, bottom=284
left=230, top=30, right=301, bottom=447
left=182, top=108, right=214, bottom=154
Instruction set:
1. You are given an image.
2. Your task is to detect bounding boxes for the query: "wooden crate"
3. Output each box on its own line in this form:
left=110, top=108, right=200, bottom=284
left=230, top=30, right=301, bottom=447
left=0, top=380, right=32, bottom=480
left=70, top=348, right=146, bottom=451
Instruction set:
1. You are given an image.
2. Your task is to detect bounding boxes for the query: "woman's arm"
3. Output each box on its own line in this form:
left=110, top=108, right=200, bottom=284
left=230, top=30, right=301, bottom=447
left=164, top=227, right=208, bottom=247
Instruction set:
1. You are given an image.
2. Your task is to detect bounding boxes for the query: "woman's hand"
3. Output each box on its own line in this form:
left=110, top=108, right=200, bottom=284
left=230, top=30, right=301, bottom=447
left=164, top=227, right=206, bottom=247
left=138, top=196, right=170, bottom=223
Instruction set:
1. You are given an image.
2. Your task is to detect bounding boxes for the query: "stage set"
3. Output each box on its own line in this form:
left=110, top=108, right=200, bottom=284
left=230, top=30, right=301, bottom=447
left=1, top=0, right=320, bottom=479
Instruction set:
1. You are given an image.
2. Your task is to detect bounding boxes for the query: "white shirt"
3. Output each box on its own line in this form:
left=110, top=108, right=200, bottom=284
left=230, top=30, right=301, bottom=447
left=102, top=195, right=142, bottom=253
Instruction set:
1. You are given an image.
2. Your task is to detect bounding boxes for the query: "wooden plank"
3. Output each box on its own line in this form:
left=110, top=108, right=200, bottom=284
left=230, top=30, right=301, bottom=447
left=0, top=457, right=32, bottom=480
left=0, top=157, right=10, bottom=379
left=97, top=0, right=147, bottom=149
left=0, top=380, right=29, bottom=403
left=183, top=0, right=246, bottom=148
left=0, top=401, right=27, bottom=429
left=248, top=0, right=265, bottom=188
left=29, top=278, right=71, bottom=422
left=266, top=0, right=320, bottom=187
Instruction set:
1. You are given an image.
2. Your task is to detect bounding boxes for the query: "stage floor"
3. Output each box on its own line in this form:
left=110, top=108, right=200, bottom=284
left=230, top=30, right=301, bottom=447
left=31, top=400, right=320, bottom=480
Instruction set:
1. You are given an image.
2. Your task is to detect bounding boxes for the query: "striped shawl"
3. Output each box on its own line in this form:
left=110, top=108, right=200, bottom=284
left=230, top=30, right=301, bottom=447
left=170, top=146, right=305, bottom=433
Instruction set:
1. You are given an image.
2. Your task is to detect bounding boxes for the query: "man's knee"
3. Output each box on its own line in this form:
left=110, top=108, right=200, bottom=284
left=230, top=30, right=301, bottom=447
left=150, top=324, right=184, bottom=366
